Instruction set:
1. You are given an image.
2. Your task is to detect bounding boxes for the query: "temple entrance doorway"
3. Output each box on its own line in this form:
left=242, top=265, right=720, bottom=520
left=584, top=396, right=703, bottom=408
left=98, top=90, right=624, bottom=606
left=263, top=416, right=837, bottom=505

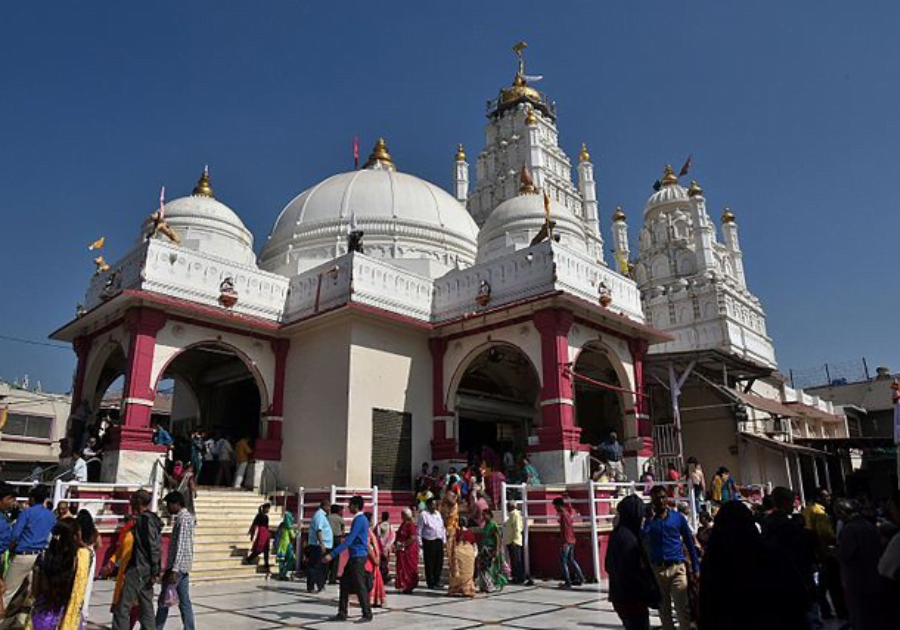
left=573, top=343, right=626, bottom=476
left=159, top=342, right=266, bottom=485
left=453, top=344, right=540, bottom=468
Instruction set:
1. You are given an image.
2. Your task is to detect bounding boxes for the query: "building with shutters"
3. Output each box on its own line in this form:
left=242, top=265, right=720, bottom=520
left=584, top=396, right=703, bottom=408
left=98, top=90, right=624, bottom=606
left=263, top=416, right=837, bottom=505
left=0, top=380, right=69, bottom=479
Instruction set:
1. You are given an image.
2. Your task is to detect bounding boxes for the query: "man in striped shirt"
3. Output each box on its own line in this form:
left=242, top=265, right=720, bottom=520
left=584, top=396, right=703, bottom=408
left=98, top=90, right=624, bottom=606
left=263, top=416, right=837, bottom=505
left=156, top=491, right=196, bottom=630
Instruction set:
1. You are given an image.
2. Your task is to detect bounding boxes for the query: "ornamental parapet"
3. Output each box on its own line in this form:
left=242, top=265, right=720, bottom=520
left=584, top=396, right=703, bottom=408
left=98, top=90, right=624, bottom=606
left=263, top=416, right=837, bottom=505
left=83, top=240, right=289, bottom=321
left=432, top=241, right=644, bottom=323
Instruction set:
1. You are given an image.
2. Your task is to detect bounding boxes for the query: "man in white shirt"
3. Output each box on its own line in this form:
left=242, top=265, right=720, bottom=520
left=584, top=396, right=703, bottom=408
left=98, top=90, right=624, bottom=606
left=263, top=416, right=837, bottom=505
left=72, top=451, right=88, bottom=482
left=214, top=436, right=234, bottom=486
left=416, top=497, right=446, bottom=589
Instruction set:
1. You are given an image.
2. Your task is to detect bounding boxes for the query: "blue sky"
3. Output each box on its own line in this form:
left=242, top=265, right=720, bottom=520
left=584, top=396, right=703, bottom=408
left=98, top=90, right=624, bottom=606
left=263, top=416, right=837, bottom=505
left=0, top=1, right=897, bottom=393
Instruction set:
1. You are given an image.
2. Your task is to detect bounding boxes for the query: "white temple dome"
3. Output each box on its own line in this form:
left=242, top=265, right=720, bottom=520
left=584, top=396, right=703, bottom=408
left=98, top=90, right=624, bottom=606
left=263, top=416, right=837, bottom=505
left=477, top=169, right=587, bottom=262
left=645, top=165, right=689, bottom=214
left=157, top=168, right=256, bottom=267
left=259, top=139, right=479, bottom=279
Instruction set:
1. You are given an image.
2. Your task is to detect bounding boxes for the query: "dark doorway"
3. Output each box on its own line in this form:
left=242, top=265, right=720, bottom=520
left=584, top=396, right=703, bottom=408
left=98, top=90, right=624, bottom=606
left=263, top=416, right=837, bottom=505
left=371, top=408, right=412, bottom=491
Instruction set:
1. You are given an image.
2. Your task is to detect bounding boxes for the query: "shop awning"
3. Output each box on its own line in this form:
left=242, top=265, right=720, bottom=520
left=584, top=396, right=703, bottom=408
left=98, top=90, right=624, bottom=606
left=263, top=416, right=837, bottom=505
left=739, top=431, right=827, bottom=456
left=785, top=401, right=846, bottom=423
left=730, top=389, right=802, bottom=418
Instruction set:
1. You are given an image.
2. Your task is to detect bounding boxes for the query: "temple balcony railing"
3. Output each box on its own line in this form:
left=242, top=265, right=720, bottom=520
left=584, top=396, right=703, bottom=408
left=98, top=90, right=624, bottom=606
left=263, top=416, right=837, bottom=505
left=432, top=241, right=644, bottom=324
left=283, top=253, right=433, bottom=324
left=84, top=240, right=289, bottom=321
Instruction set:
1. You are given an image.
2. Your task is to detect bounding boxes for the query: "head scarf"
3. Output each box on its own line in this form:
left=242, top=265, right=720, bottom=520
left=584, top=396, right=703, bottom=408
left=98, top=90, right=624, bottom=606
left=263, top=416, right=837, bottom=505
left=616, top=494, right=645, bottom=537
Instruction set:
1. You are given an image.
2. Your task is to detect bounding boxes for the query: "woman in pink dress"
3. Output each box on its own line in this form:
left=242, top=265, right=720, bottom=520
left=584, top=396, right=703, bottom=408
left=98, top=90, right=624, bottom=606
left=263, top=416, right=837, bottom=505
left=364, top=513, right=386, bottom=607
left=245, top=503, right=272, bottom=572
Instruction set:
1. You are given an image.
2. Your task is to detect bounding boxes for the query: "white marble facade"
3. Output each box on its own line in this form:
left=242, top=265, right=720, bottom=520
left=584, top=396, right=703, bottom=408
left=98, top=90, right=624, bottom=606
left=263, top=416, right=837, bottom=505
left=631, top=171, right=777, bottom=367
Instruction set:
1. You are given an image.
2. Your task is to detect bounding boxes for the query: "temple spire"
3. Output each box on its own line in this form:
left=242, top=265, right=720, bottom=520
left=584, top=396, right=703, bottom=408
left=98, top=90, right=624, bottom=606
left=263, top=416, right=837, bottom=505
left=192, top=165, right=214, bottom=198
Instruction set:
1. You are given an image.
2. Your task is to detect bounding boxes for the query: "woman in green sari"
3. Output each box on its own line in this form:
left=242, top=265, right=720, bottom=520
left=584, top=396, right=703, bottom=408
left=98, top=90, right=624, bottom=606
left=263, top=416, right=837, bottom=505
left=477, top=509, right=508, bottom=593
left=275, top=512, right=297, bottom=581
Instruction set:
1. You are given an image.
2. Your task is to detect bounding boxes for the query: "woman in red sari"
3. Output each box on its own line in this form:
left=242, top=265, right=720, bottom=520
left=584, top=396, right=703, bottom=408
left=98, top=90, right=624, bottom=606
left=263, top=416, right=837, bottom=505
left=393, top=508, right=419, bottom=594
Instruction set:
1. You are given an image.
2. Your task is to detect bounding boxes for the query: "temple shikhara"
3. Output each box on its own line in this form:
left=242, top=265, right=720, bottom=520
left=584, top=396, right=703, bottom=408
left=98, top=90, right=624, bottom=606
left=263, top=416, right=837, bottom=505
left=52, top=43, right=846, bottom=499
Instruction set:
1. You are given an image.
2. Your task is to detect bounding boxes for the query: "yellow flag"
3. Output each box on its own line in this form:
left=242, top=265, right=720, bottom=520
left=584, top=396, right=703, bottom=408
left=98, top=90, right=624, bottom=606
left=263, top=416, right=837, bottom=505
left=618, top=252, right=630, bottom=276
left=88, top=236, right=105, bottom=251
left=543, top=191, right=551, bottom=221
left=0, top=406, right=8, bottom=432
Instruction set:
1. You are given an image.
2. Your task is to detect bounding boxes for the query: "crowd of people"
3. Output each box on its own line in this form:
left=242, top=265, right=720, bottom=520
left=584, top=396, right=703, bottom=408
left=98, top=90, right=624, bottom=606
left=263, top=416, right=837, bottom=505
left=3, top=444, right=899, bottom=629
left=0, top=483, right=196, bottom=630
left=294, top=454, right=548, bottom=622
left=605, top=481, right=900, bottom=630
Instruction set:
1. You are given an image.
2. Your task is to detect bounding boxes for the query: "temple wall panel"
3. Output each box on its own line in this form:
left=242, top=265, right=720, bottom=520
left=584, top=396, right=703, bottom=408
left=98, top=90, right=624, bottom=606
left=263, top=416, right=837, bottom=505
left=281, top=320, right=352, bottom=488
left=345, top=319, right=432, bottom=488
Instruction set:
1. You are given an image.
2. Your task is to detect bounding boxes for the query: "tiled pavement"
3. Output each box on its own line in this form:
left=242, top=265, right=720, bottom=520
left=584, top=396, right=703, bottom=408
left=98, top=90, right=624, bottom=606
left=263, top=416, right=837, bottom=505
left=83, top=578, right=848, bottom=629
left=83, top=578, right=652, bottom=629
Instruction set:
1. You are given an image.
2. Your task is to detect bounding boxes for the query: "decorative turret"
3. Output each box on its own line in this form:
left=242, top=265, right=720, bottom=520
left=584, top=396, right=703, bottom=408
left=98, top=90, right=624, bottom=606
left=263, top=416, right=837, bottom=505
left=611, top=205, right=630, bottom=276
left=661, top=164, right=678, bottom=187
left=687, top=180, right=704, bottom=197
left=192, top=166, right=214, bottom=198
left=454, top=143, right=469, bottom=203
left=720, top=207, right=745, bottom=288
left=363, top=138, right=396, bottom=171
left=576, top=142, right=603, bottom=263
left=488, top=41, right=556, bottom=120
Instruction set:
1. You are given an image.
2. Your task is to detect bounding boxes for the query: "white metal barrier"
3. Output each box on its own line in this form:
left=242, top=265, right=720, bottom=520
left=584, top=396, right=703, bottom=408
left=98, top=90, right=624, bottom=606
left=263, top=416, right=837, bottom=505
left=501, top=479, right=712, bottom=582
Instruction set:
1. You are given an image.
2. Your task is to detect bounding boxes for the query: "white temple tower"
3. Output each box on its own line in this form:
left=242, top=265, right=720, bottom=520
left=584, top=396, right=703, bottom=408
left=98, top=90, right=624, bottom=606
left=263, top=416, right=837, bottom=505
left=466, top=44, right=604, bottom=263
left=633, top=167, right=776, bottom=367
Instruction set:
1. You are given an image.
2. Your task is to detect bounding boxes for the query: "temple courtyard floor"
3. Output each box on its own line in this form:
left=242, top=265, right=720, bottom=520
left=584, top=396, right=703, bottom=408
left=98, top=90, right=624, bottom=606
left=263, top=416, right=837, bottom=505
left=84, top=578, right=848, bottom=629
left=84, top=578, right=648, bottom=629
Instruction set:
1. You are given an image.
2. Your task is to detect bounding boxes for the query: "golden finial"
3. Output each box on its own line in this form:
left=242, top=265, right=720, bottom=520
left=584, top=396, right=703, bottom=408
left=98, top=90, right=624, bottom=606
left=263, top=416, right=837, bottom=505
left=519, top=165, right=537, bottom=194
left=661, top=164, right=678, bottom=187
left=612, top=205, right=626, bottom=222
left=687, top=180, right=704, bottom=197
left=721, top=207, right=735, bottom=223
left=455, top=144, right=466, bottom=162
left=364, top=137, right=395, bottom=170
left=192, top=165, right=214, bottom=198
left=525, top=107, right=538, bottom=126
left=579, top=143, right=591, bottom=163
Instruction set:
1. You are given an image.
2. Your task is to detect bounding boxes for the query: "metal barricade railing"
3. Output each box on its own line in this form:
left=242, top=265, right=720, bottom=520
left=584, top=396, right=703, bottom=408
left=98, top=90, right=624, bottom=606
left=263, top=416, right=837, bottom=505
left=501, top=478, right=714, bottom=582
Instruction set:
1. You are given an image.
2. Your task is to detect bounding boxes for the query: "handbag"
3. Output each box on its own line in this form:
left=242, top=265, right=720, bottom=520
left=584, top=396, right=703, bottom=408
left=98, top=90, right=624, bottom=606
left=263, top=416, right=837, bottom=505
left=163, top=584, right=179, bottom=608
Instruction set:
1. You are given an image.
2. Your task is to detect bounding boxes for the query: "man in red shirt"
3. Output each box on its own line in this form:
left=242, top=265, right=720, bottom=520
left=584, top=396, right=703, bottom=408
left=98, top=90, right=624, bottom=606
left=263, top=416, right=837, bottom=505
left=553, top=497, right=585, bottom=588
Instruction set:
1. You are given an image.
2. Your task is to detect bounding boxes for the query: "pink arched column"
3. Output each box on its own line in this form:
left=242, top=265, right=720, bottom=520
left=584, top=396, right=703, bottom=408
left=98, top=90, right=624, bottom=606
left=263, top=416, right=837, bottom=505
left=429, top=337, right=458, bottom=462
left=256, top=338, right=288, bottom=461
left=625, top=338, right=654, bottom=476
left=527, top=307, right=588, bottom=483
left=103, top=307, right=168, bottom=482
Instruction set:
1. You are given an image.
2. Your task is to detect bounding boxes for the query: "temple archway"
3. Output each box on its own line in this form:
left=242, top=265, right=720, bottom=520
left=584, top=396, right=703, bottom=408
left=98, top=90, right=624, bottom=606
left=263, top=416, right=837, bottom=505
left=573, top=342, right=628, bottom=450
left=155, top=341, right=268, bottom=439
left=449, top=343, right=541, bottom=461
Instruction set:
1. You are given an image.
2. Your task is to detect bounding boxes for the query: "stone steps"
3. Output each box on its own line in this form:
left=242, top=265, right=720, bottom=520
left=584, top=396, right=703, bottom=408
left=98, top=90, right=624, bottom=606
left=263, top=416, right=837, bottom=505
left=187, top=489, right=283, bottom=583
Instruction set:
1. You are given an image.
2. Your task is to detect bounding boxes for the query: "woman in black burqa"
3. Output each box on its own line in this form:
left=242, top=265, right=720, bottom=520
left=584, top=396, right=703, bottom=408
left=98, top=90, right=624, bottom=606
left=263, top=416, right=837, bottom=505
left=605, top=494, right=658, bottom=630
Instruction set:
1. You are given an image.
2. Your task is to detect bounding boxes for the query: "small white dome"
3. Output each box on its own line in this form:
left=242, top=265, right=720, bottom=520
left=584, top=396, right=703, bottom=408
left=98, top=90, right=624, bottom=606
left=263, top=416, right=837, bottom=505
left=259, top=140, right=479, bottom=279
left=155, top=170, right=256, bottom=267
left=645, top=182, right=688, bottom=210
left=477, top=191, right=587, bottom=262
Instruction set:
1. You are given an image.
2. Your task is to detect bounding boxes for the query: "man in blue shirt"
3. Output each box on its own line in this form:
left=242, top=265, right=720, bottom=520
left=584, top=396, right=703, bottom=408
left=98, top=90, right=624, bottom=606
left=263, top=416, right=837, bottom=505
left=306, top=499, right=333, bottom=594
left=323, top=495, right=372, bottom=622
left=4, top=485, right=55, bottom=606
left=597, top=432, right=626, bottom=481
left=0, top=484, right=18, bottom=556
left=642, top=485, right=700, bottom=630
